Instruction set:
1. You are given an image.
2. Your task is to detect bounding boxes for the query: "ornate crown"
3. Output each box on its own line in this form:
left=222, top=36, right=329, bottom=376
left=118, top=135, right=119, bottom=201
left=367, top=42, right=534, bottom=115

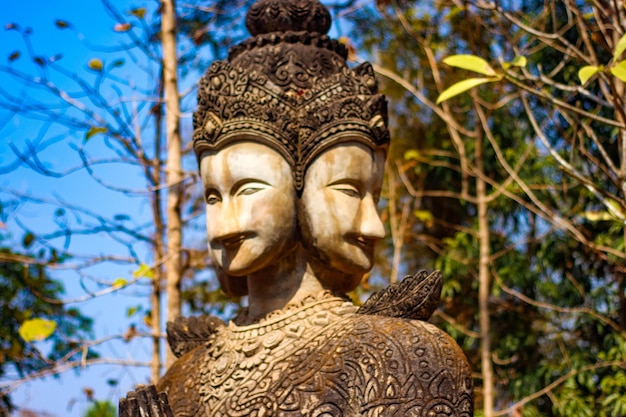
left=193, top=0, right=390, bottom=190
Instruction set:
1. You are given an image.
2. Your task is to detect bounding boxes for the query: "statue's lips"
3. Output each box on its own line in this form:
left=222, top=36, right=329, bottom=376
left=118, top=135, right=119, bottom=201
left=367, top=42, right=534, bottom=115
left=347, top=236, right=378, bottom=250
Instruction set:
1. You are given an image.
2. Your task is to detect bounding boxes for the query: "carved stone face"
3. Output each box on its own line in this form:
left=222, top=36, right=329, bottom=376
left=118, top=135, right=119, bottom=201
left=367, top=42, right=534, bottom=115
left=200, top=142, right=297, bottom=276
left=300, top=142, right=385, bottom=279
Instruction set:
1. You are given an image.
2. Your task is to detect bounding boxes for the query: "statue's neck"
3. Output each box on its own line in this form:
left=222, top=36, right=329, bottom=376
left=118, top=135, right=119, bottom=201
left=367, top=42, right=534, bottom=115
left=245, top=246, right=324, bottom=322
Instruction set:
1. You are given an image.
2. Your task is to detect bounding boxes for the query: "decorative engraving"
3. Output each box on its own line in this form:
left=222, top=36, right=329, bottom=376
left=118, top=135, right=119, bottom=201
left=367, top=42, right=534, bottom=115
left=120, top=0, right=474, bottom=415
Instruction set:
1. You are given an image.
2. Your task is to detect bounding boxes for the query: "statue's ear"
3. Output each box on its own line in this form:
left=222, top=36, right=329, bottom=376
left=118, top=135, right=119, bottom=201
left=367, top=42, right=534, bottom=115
left=216, top=267, right=249, bottom=297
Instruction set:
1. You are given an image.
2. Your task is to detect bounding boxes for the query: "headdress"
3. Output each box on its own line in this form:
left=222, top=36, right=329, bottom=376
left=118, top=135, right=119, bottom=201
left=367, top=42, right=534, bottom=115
left=193, top=0, right=390, bottom=191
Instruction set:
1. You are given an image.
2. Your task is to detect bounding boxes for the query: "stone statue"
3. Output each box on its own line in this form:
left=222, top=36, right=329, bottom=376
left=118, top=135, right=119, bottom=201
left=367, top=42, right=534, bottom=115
left=120, top=0, right=474, bottom=416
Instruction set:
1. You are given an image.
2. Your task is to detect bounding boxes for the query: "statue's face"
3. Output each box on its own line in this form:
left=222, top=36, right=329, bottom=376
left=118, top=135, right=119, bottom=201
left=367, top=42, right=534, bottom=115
left=300, top=142, right=385, bottom=277
left=200, top=142, right=297, bottom=276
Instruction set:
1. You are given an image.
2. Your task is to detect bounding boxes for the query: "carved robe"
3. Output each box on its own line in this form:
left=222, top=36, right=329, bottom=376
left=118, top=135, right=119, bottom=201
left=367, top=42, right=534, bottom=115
left=157, top=292, right=473, bottom=417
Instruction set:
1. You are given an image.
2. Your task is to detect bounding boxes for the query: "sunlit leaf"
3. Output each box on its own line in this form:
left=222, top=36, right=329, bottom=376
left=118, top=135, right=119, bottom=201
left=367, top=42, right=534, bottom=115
left=404, top=149, right=420, bottom=160
left=8, top=51, right=20, bottom=62
left=55, top=20, right=70, bottom=29
left=129, top=8, right=146, bottom=19
left=509, top=56, right=527, bottom=68
left=5, top=23, right=19, bottom=31
left=19, top=318, right=56, bottom=342
left=610, top=61, right=626, bottom=82
left=114, top=23, right=131, bottom=32
left=88, top=58, right=103, bottom=72
left=436, top=77, right=497, bottom=104
left=578, top=65, right=601, bottom=84
left=112, top=278, right=127, bottom=288
left=414, top=210, right=434, bottom=227
left=613, top=32, right=626, bottom=61
left=582, top=211, right=615, bottom=222
left=85, top=126, right=107, bottom=141
left=133, top=263, right=154, bottom=279
left=443, top=54, right=497, bottom=76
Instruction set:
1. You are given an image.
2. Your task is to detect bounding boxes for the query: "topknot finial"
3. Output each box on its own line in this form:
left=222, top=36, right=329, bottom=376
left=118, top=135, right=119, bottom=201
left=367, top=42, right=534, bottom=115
left=246, top=0, right=331, bottom=36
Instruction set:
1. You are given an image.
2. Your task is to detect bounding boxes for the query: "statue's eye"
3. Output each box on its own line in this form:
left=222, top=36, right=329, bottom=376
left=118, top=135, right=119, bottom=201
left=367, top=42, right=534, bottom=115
left=332, top=184, right=361, bottom=198
left=235, top=180, right=270, bottom=197
left=238, top=187, right=262, bottom=196
left=205, top=191, right=221, bottom=205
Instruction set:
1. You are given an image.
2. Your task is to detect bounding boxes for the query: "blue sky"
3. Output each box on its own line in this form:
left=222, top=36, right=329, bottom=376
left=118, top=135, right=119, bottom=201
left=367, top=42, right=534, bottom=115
left=1, top=1, right=168, bottom=415
left=0, top=1, right=361, bottom=415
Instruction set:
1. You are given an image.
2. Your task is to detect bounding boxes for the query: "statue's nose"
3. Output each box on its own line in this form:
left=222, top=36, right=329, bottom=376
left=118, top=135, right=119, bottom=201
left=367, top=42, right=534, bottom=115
left=358, top=196, right=385, bottom=240
left=208, top=205, right=242, bottom=246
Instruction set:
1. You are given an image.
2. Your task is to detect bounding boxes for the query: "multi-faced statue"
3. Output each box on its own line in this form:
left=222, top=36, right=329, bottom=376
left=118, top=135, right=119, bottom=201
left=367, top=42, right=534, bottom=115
left=120, top=0, right=474, bottom=416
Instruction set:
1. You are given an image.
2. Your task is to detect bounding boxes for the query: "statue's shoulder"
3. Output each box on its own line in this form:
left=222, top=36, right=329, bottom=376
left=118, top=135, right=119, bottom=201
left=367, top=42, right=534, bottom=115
left=156, top=315, right=225, bottom=417
left=156, top=344, right=208, bottom=417
left=334, top=314, right=474, bottom=415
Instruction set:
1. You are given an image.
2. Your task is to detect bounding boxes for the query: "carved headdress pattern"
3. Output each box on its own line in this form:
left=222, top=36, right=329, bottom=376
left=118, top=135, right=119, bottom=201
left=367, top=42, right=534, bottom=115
left=193, top=0, right=390, bottom=190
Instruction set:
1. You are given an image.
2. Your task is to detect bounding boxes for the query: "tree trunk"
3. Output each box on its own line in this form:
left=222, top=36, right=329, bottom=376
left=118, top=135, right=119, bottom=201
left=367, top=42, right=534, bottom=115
left=161, top=0, right=183, bottom=368
left=476, top=125, right=494, bottom=416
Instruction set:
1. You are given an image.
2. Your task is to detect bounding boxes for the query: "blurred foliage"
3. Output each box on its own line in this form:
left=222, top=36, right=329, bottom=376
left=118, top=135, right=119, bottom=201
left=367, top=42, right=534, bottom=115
left=0, top=246, right=95, bottom=414
left=346, top=0, right=626, bottom=415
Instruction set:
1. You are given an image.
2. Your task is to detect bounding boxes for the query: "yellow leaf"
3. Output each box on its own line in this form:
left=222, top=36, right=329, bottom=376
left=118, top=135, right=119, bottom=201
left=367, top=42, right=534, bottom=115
left=610, top=61, right=626, bottom=82
left=414, top=210, right=434, bottom=227
left=88, top=58, right=103, bottom=72
left=614, top=32, right=626, bottom=61
left=578, top=65, right=601, bottom=84
left=582, top=211, right=614, bottom=222
left=509, top=56, right=527, bottom=68
left=404, top=149, right=420, bottom=160
left=112, top=278, right=127, bottom=288
left=436, top=77, right=497, bottom=104
left=85, top=126, right=107, bottom=141
left=19, top=318, right=56, bottom=342
left=133, top=263, right=154, bottom=279
left=129, top=8, right=146, bottom=19
left=443, top=54, right=497, bottom=76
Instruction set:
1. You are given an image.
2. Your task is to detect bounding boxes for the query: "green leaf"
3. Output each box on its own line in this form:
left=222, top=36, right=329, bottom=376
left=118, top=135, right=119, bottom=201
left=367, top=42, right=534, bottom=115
left=578, top=65, right=601, bottom=84
left=126, top=305, right=141, bottom=317
left=85, top=126, right=107, bottom=141
left=129, top=8, right=146, bottom=19
left=133, top=263, right=154, bottom=279
left=610, top=61, right=626, bottom=82
left=22, top=232, right=35, bottom=248
left=112, top=278, right=127, bottom=288
left=443, top=54, right=496, bottom=76
left=436, top=77, right=497, bottom=104
left=88, top=58, right=103, bottom=72
left=614, top=33, right=626, bottom=61
left=110, top=59, right=125, bottom=68
left=19, top=318, right=56, bottom=342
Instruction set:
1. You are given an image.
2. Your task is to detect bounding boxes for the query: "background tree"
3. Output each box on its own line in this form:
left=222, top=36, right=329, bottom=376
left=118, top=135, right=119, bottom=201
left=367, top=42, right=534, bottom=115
left=346, top=0, right=626, bottom=416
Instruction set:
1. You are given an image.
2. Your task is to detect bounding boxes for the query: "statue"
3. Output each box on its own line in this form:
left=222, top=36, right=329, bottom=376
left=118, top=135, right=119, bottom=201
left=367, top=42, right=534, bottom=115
left=120, top=0, right=474, bottom=416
